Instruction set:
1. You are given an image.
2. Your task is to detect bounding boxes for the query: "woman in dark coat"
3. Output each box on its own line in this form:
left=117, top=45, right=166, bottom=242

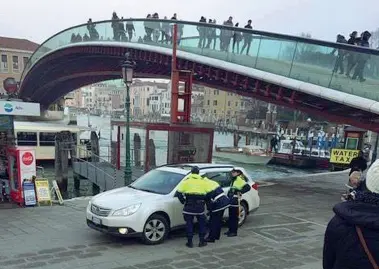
left=323, top=159, right=379, bottom=269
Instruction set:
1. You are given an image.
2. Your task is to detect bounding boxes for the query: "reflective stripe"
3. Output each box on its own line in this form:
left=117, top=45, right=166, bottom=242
left=230, top=205, right=240, bottom=207
left=212, top=193, right=226, bottom=202
left=212, top=204, right=229, bottom=212
left=183, top=210, right=206, bottom=215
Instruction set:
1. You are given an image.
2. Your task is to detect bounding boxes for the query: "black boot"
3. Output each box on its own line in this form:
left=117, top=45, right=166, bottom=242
left=186, top=239, right=193, bottom=248
left=198, top=240, right=207, bottom=247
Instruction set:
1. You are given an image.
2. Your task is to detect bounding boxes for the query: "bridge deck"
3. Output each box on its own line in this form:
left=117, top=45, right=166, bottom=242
left=72, top=161, right=145, bottom=191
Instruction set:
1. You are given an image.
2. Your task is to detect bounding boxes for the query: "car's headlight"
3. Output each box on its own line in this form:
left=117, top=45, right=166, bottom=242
left=113, top=203, right=141, bottom=217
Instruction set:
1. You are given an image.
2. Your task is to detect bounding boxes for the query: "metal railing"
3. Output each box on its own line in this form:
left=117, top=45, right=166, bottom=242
left=71, top=156, right=116, bottom=191
left=72, top=147, right=143, bottom=191
left=20, top=18, right=379, bottom=102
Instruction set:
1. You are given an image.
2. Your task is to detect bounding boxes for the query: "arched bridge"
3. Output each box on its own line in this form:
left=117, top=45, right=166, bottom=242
left=19, top=19, right=379, bottom=131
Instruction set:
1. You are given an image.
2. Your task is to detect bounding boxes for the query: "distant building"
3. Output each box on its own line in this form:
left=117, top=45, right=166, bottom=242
left=0, top=36, right=39, bottom=94
left=202, top=87, right=247, bottom=124
left=64, top=89, right=83, bottom=108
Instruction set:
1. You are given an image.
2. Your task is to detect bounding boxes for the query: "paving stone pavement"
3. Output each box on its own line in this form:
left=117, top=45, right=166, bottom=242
left=0, top=171, right=349, bottom=269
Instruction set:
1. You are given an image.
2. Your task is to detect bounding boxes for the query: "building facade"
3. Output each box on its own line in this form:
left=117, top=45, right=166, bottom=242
left=0, top=36, right=39, bottom=95
left=202, top=87, right=247, bottom=124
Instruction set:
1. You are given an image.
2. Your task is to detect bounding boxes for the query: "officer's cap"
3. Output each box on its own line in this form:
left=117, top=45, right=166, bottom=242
left=231, top=168, right=242, bottom=174
left=191, top=166, right=200, bottom=174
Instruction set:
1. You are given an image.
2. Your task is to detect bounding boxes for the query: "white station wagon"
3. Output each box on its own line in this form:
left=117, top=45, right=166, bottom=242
left=86, top=163, right=260, bottom=245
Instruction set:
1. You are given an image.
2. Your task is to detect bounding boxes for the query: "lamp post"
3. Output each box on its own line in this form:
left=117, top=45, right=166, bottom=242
left=121, top=53, right=135, bottom=185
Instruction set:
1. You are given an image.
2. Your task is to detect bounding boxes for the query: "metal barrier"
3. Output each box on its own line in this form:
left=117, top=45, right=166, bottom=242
left=72, top=148, right=143, bottom=191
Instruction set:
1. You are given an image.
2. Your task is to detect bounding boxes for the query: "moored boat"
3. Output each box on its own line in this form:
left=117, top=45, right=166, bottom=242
left=213, top=145, right=272, bottom=165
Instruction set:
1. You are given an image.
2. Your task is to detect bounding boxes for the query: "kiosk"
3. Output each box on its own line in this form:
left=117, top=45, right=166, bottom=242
left=7, top=147, right=36, bottom=205
left=329, top=126, right=367, bottom=171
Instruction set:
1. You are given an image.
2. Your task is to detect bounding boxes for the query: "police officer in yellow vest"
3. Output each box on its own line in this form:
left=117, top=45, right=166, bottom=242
left=225, top=168, right=251, bottom=237
left=175, top=166, right=209, bottom=248
left=204, top=177, right=230, bottom=242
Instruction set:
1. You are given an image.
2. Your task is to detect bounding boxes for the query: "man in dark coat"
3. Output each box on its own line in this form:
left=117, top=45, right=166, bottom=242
left=323, top=159, right=379, bottom=269
left=349, top=150, right=367, bottom=176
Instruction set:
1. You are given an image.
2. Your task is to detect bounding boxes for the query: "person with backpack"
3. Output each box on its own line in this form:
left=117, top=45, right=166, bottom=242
left=323, top=159, right=379, bottom=269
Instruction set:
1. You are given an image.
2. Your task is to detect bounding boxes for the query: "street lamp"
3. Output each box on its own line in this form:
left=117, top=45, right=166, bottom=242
left=121, top=52, right=135, bottom=185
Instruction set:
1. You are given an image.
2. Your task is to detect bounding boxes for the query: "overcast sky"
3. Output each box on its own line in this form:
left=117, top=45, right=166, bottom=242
left=1, top=0, right=378, bottom=44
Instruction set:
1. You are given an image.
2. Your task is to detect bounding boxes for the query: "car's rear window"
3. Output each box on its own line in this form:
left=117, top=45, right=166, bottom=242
left=130, top=169, right=185, bottom=195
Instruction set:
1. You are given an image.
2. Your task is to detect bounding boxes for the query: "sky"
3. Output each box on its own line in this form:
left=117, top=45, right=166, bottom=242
left=0, top=0, right=378, bottom=44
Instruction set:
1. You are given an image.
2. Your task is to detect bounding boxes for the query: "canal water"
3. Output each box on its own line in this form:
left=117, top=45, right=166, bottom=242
left=43, top=115, right=324, bottom=198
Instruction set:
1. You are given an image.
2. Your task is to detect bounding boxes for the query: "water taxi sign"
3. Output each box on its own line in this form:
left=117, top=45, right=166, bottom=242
left=0, top=101, right=40, bottom=116
left=330, top=149, right=359, bottom=164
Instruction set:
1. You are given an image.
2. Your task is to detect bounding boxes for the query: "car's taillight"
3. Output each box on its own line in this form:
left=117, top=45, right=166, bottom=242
left=252, top=183, right=259, bottom=190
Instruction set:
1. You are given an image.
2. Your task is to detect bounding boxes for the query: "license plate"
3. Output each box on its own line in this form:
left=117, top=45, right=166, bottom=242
left=92, top=217, right=101, bottom=225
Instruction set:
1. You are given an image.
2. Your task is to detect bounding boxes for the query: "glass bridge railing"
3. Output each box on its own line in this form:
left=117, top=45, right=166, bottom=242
left=22, top=19, right=379, bottom=101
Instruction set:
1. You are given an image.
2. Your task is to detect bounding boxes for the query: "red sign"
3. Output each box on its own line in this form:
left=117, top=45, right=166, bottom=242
left=22, top=152, right=34, bottom=166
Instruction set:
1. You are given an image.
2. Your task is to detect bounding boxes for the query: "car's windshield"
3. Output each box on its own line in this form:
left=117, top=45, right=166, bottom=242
left=129, top=169, right=185, bottom=195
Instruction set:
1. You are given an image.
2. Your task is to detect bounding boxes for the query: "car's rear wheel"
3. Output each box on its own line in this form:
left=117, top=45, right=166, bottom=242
left=238, top=201, right=248, bottom=227
left=141, top=214, right=169, bottom=245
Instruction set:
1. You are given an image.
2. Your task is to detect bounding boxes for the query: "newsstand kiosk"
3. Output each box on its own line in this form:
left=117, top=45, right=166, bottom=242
left=7, top=147, right=37, bottom=205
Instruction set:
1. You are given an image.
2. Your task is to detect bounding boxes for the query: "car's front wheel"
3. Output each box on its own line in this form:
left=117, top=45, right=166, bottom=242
left=141, top=214, right=169, bottom=245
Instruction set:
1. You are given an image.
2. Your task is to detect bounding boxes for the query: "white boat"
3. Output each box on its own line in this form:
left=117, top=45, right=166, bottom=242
left=13, top=121, right=94, bottom=161
left=213, top=145, right=272, bottom=165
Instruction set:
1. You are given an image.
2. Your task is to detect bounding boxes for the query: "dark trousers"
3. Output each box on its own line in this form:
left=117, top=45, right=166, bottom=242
left=228, top=206, right=239, bottom=234
left=183, top=213, right=206, bottom=242
left=208, top=209, right=225, bottom=240
left=333, top=55, right=344, bottom=74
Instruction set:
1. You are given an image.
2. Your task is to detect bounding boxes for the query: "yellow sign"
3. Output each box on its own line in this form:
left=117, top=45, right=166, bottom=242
left=330, top=149, right=359, bottom=164
left=35, top=179, right=52, bottom=206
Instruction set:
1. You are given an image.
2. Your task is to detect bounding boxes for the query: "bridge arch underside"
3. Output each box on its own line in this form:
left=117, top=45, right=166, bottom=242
left=20, top=45, right=379, bottom=132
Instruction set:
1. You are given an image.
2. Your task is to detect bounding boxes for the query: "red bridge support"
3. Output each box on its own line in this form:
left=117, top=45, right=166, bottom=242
left=170, top=23, right=193, bottom=124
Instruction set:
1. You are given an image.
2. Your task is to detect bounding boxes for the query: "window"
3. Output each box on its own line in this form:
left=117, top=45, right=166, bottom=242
left=207, top=100, right=210, bottom=106
left=39, top=132, right=56, bottom=146
left=130, top=169, right=185, bottom=194
left=204, top=171, right=231, bottom=188
left=214, top=110, right=216, bottom=114
left=228, top=101, right=231, bottom=106
left=214, top=90, right=217, bottom=95
left=1, top=55, right=8, bottom=71
left=12, top=56, right=19, bottom=71
left=213, top=100, right=217, bottom=106
left=23, top=57, right=29, bottom=69
left=241, top=101, right=244, bottom=107
left=202, top=109, right=205, bottom=113
left=146, top=98, right=149, bottom=106
left=235, top=101, right=238, bottom=107
left=17, top=132, right=37, bottom=146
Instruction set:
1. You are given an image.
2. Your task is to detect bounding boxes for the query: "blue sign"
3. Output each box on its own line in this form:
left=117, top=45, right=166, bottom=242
left=23, top=182, right=37, bottom=206
left=4, top=103, right=13, bottom=113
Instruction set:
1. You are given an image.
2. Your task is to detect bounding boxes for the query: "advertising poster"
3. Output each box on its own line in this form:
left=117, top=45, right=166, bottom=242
left=35, top=180, right=51, bottom=204
left=18, top=150, right=36, bottom=184
left=23, top=182, right=36, bottom=206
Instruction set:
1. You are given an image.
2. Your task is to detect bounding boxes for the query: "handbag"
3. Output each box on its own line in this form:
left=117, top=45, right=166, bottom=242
left=356, top=226, right=378, bottom=269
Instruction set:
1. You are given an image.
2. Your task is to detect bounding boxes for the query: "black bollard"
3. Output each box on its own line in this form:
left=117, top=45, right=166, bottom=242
left=92, top=183, right=100, bottom=196
left=149, top=139, right=156, bottom=167
left=73, top=173, right=80, bottom=197
left=134, top=133, right=141, bottom=167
